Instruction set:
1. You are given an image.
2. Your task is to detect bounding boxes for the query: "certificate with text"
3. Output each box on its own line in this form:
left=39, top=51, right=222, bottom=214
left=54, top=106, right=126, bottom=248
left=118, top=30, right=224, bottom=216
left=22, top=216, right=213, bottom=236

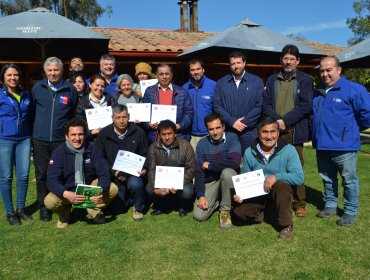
left=112, top=150, right=146, bottom=177
left=151, top=104, right=177, bottom=124
left=154, top=166, right=184, bottom=190
left=140, top=79, right=158, bottom=97
left=232, top=169, right=268, bottom=200
left=127, top=103, right=151, bottom=122
left=85, top=106, right=112, bottom=130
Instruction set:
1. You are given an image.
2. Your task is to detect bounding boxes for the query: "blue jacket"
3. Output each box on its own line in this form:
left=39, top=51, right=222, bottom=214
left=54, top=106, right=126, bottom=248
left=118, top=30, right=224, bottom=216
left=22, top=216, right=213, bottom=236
left=0, top=85, right=31, bottom=140
left=214, top=72, right=264, bottom=143
left=46, top=142, right=111, bottom=199
left=183, top=75, right=216, bottom=135
left=263, top=70, right=313, bottom=144
left=243, top=139, right=304, bottom=186
left=142, top=83, right=194, bottom=142
left=31, top=78, right=78, bottom=142
left=312, top=76, right=370, bottom=151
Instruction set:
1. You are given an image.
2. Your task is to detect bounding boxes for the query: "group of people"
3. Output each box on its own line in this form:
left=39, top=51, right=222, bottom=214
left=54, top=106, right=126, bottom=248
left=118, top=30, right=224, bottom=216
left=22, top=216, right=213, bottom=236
left=1, top=44, right=369, bottom=240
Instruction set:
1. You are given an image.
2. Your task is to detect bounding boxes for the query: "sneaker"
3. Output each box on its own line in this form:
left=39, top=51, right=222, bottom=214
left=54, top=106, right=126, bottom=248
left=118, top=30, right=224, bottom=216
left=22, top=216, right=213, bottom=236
left=336, top=214, right=356, bottom=227
left=178, top=208, right=188, bottom=217
left=56, top=209, right=70, bottom=229
left=295, top=207, right=307, bottom=218
left=6, top=211, right=21, bottom=226
left=219, top=210, right=232, bottom=230
left=132, top=210, right=144, bottom=221
left=16, top=208, right=33, bottom=221
left=39, top=207, right=52, bottom=221
left=279, top=224, right=293, bottom=240
left=316, top=207, right=336, bottom=218
left=92, top=212, right=106, bottom=224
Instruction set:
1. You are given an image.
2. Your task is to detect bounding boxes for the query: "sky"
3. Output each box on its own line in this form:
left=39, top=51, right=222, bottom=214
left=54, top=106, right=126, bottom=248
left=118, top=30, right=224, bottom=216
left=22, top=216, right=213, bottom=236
left=96, top=0, right=358, bottom=47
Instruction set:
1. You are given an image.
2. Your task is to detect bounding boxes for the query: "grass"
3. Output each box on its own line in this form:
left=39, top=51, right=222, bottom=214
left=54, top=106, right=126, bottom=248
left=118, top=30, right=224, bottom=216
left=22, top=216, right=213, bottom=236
left=0, top=145, right=370, bottom=279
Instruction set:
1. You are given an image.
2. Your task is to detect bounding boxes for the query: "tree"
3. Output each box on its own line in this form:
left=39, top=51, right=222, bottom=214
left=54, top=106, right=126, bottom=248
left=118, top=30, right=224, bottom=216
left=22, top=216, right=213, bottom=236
left=346, top=0, right=370, bottom=45
left=344, top=0, right=370, bottom=91
left=0, top=0, right=112, bottom=26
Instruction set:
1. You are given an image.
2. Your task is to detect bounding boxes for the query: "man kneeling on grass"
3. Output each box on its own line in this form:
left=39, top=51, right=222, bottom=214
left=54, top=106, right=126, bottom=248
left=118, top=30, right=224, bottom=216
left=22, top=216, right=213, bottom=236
left=233, top=116, right=304, bottom=239
left=146, top=120, right=195, bottom=217
left=45, top=118, right=118, bottom=228
left=193, top=113, right=241, bottom=230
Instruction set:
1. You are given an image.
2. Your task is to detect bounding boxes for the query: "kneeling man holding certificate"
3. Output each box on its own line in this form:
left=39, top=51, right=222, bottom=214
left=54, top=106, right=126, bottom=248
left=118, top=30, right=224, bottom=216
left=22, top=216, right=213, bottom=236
left=146, top=120, right=195, bottom=217
left=45, top=118, right=118, bottom=228
left=95, top=105, right=149, bottom=221
left=193, top=113, right=241, bottom=230
left=233, top=116, right=303, bottom=240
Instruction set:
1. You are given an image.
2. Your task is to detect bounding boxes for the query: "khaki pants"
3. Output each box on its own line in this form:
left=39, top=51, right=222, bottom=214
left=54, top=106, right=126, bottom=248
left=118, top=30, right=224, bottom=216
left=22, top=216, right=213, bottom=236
left=44, top=180, right=118, bottom=217
left=193, top=168, right=236, bottom=221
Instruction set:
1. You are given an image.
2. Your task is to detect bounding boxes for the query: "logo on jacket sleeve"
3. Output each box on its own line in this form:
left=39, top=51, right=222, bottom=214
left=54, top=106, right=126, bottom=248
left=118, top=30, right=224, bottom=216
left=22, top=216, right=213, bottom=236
left=59, top=96, right=69, bottom=104
left=49, top=160, right=54, bottom=165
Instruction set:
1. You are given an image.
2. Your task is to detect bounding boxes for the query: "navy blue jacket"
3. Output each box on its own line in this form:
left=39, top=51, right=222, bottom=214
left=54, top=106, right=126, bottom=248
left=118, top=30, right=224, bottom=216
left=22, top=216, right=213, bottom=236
left=263, top=70, right=313, bottom=144
left=183, top=75, right=216, bottom=135
left=214, top=72, right=264, bottom=146
left=31, top=79, right=78, bottom=142
left=0, top=85, right=31, bottom=140
left=142, top=83, right=194, bottom=142
left=46, top=142, right=111, bottom=199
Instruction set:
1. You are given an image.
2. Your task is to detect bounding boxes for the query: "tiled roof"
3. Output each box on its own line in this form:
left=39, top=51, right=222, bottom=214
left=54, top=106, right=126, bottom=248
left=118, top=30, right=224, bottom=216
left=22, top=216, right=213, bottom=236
left=92, top=27, right=216, bottom=52
left=92, top=27, right=346, bottom=56
left=297, top=40, right=346, bottom=56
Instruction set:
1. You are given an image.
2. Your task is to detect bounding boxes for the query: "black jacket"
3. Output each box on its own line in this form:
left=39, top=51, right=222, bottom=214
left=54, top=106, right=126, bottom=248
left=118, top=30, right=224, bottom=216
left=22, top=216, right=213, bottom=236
left=95, top=123, right=149, bottom=178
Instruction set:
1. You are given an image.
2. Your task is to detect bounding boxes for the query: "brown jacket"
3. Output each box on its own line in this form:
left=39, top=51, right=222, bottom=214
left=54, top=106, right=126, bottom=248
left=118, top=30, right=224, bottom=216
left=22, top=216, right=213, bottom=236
left=147, top=137, right=195, bottom=192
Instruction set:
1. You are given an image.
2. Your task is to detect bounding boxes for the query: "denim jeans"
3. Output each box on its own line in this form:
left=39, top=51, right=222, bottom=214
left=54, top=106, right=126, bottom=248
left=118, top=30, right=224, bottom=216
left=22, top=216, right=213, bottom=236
left=126, top=175, right=146, bottom=213
left=316, top=151, right=359, bottom=215
left=0, top=138, right=31, bottom=212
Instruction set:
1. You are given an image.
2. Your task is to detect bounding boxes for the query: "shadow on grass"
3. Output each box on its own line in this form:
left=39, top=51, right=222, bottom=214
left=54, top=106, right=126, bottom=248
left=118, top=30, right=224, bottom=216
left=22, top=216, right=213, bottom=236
left=69, top=208, right=117, bottom=225
left=305, top=185, right=324, bottom=210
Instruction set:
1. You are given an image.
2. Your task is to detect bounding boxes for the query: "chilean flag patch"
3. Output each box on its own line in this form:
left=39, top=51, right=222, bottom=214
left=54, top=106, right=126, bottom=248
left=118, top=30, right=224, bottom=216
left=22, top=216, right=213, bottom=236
left=59, top=96, right=69, bottom=104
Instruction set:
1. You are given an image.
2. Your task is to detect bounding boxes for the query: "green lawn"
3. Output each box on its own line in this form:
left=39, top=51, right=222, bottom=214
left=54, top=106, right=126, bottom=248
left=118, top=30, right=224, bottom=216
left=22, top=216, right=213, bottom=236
left=0, top=146, right=369, bottom=280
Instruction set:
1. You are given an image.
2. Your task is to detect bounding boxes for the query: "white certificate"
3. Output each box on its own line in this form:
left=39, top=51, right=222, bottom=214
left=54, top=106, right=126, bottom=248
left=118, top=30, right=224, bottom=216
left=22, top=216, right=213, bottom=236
left=127, top=103, right=151, bottom=122
left=154, top=166, right=184, bottom=190
left=232, top=169, right=268, bottom=200
left=85, top=106, right=112, bottom=130
left=151, top=104, right=177, bottom=124
left=140, top=79, right=158, bottom=97
left=112, top=150, right=146, bottom=177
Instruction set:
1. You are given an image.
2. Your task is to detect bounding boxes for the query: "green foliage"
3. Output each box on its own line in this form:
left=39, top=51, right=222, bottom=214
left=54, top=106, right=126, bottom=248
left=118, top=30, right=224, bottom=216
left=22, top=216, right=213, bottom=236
left=344, top=68, right=370, bottom=90
left=0, top=146, right=370, bottom=279
left=346, top=0, right=370, bottom=45
left=0, top=0, right=112, bottom=26
left=287, top=33, right=306, bottom=41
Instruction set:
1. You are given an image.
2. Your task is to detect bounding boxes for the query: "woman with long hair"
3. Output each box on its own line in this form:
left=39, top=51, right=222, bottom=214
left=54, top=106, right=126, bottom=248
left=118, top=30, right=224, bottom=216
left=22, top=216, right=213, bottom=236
left=0, top=64, right=32, bottom=225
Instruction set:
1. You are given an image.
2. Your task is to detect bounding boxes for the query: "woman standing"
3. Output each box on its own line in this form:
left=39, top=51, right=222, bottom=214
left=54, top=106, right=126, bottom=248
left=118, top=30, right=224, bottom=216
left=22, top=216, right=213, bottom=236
left=0, top=64, right=32, bottom=225
left=70, top=72, right=87, bottom=97
left=113, top=74, right=141, bottom=105
left=75, top=74, right=117, bottom=139
left=132, top=62, right=155, bottom=97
